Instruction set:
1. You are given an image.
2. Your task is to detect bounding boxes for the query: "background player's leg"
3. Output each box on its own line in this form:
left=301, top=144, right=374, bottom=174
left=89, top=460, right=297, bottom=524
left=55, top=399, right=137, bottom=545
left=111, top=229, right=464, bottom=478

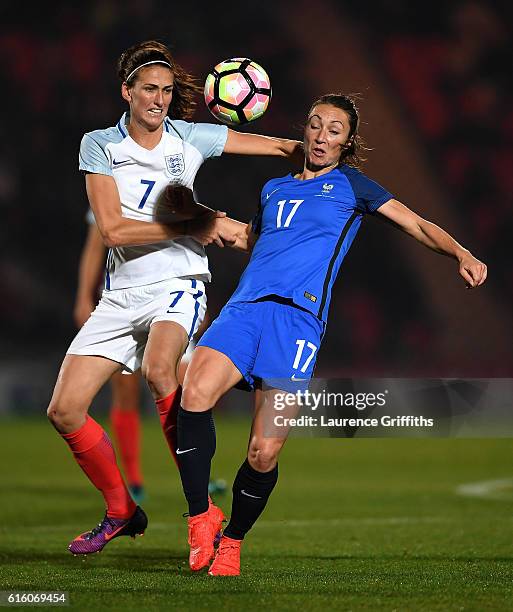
left=109, top=370, right=144, bottom=501
left=47, top=355, right=136, bottom=519
left=142, top=321, right=188, bottom=465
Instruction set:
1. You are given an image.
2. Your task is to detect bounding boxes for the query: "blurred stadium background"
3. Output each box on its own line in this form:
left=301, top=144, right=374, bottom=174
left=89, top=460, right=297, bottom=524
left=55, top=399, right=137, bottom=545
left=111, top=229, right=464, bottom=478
left=1, top=2, right=513, bottom=608
left=1, top=0, right=512, bottom=417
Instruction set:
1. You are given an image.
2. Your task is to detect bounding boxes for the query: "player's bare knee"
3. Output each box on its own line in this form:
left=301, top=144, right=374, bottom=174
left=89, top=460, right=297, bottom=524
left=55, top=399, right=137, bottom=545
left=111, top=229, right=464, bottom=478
left=142, top=361, right=175, bottom=392
left=181, top=379, right=217, bottom=411
left=46, top=399, right=82, bottom=432
left=247, top=440, right=281, bottom=472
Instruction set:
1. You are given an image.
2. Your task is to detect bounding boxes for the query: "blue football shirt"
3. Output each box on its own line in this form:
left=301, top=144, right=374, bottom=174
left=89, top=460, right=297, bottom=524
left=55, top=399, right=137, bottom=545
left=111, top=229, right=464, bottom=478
left=228, top=164, right=393, bottom=322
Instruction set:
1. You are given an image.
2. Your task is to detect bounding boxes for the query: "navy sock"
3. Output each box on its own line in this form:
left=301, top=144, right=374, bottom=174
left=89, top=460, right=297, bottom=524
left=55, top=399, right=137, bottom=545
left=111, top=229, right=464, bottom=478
left=176, top=407, right=215, bottom=516
left=223, top=459, right=278, bottom=540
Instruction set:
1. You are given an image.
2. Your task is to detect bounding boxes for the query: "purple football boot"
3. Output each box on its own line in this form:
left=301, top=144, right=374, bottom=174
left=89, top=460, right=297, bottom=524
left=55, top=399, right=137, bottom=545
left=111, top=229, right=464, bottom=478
left=68, top=506, right=148, bottom=555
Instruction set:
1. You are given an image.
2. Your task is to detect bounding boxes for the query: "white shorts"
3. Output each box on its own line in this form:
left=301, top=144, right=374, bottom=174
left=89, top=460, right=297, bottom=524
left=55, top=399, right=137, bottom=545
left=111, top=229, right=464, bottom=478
left=67, top=278, right=207, bottom=373
left=182, top=338, right=196, bottom=363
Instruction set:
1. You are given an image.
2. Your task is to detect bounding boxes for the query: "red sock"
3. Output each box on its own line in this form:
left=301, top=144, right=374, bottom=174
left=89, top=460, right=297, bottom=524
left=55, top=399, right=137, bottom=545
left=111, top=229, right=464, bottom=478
left=110, top=407, right=143, bottom=487
left=156, top=387, right=182, bottom=467
left=61, top=416, right=136, bottom=519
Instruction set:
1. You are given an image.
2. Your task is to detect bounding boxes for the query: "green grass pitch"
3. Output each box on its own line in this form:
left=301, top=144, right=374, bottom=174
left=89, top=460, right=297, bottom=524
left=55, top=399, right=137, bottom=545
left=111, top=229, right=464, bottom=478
left=1, top=416, right=513, bottom=610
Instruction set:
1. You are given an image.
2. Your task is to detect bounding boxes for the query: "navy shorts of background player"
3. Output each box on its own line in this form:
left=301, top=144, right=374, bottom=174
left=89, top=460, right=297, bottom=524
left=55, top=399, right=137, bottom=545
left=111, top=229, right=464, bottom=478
left=198, top=163, right=393, bottom=391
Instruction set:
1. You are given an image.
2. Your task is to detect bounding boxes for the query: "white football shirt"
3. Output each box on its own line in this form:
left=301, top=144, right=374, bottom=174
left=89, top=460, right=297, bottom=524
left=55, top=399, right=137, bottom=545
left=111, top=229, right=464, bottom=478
left=79, top=113, right=228, bottom=289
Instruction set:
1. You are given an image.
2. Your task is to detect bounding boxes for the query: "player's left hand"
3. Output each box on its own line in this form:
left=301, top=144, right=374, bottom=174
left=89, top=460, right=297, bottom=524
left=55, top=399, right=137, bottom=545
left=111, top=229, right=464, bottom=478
left=458, top=252, right=487, bottom=288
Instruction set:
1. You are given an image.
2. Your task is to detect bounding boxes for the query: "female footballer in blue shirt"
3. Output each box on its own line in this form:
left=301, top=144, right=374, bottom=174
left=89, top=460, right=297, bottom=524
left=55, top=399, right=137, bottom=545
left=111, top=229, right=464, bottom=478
left=174, top=94, right=487, bottom=575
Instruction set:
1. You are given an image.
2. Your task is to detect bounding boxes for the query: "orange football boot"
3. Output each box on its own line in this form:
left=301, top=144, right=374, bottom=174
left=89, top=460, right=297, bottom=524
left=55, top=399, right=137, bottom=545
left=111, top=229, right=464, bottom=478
left=187, top=502, right=225, bottom=571
left=208, top=535, right=242, bottom=576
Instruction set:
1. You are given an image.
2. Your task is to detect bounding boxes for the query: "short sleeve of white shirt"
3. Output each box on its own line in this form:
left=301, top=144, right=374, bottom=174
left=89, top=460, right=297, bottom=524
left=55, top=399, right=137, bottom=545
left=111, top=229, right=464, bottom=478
left=188, top=123, right=228, bottom=159
left=79, top=133, right=113, bottom=176
left=167, top=119, right=228, bottom=160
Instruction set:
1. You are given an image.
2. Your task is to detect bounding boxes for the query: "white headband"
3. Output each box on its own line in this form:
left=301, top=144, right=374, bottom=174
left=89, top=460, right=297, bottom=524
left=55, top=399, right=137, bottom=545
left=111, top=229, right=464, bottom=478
left=125, top=60, right=172, bottom=83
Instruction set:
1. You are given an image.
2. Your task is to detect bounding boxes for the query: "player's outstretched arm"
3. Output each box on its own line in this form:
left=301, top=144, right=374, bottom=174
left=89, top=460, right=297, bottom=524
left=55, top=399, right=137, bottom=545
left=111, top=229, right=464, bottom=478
left=377, top=198, right=487, bottom=288
left=224, top=130, right=303, bottom=164
left=73, top=223, right=105, bottom=327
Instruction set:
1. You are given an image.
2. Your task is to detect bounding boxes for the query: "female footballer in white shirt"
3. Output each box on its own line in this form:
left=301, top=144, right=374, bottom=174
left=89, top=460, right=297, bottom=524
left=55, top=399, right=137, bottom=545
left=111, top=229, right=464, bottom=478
left=46, top=40, right=301, bottom=555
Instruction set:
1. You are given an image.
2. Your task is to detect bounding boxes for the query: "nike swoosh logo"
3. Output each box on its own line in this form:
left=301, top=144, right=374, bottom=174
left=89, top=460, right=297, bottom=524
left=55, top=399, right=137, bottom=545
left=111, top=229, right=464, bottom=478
left=104, top=524, right=127, bottom=541
left=112, top=159, right=130, bottom=166
left=176, top=447, right=197, bottom=455
left=291, top=374, right=308, bottom=381
left=241, top=489, right=262, bottom=499
left=266, top=188, right=280, bottom=200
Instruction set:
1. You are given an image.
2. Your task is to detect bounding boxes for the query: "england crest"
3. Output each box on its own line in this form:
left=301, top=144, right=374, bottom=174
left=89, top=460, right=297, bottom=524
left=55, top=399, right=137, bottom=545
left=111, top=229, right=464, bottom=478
left=165, top=153, right=185, bottom=177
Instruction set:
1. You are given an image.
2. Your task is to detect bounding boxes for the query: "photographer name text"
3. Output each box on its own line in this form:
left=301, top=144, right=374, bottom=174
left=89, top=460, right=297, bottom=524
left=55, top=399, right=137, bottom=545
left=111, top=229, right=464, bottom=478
left=274, top=415, right=434, bottom=428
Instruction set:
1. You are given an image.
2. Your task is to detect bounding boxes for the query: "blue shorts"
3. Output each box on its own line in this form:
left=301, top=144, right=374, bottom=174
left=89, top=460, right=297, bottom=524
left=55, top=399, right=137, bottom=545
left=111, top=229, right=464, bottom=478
left=197, top=298, right=325, bottom=392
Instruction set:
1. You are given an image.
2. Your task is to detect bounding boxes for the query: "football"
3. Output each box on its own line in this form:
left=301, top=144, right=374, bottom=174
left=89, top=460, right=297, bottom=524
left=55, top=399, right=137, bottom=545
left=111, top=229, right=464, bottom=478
left=204, top=58, right=272, bottom=126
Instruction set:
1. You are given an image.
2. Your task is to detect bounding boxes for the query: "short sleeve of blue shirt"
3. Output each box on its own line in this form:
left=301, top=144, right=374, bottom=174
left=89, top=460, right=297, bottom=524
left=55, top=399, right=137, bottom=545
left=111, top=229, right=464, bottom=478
left=79, top=133, right=112, bottom=176
left=251, top=178, right=275, bottom=235
left=250, top=205, right=263, bottom=235
left=341, top=165, right=393, bottom=214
